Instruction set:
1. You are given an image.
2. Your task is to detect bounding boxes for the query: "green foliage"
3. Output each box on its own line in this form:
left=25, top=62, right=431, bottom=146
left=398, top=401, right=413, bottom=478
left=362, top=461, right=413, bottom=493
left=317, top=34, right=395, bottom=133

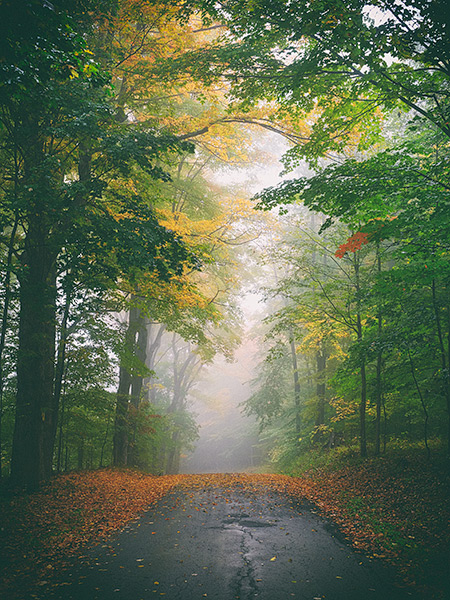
left=3, top=0, right=450, bottom=484
left=161, top=0, right=450, bottom=161
left=243, top=345, right=292, bottom=430
left=248, top=129, right=450, bottom=461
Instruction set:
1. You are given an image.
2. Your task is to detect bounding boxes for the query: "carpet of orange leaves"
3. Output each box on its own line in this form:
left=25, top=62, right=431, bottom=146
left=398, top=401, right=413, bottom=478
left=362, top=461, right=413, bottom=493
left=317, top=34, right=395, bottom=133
left=0, top=470, right=183, bottom=596
left=0, top=462, right=448, bottom=599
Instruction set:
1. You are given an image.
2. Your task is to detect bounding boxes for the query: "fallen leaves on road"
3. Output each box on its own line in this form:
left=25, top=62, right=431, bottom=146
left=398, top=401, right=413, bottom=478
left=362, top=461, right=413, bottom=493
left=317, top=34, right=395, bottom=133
left=1, top=461, right=448, bottom=599
left=0, top=470, right=182, bottom=596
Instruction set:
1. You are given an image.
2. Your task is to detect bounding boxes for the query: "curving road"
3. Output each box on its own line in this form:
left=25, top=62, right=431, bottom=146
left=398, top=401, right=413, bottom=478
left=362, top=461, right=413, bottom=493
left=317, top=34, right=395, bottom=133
left=45, top=480, right=415, bottom=600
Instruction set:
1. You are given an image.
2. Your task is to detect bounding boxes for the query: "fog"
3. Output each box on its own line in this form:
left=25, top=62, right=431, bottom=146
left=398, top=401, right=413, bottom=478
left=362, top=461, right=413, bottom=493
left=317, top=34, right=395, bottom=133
left=180, top=335, right=263, bottom=473
left=181, top=133, right=293, bottom=474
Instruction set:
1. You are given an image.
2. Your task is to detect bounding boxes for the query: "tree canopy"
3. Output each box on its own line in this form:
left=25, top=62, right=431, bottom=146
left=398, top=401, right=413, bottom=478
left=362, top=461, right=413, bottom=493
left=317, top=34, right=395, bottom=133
left=1, top=0, right=450, bottom=488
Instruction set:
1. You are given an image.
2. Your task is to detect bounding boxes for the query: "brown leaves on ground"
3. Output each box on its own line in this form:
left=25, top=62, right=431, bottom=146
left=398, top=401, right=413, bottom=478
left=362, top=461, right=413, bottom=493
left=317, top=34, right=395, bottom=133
left=1, top=460, right=449, bottom=599
left=0, top=470, right=182, bottom=596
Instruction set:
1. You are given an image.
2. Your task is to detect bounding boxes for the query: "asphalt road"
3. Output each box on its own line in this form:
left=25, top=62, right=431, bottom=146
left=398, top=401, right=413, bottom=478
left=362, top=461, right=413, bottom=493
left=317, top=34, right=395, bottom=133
left=44, top=481, right=414, bottom=600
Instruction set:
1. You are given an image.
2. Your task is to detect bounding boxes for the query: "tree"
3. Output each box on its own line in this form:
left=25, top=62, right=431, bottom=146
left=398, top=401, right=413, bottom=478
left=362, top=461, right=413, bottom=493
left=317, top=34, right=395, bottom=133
left=164, top=0, right=450, bottom=160
left=0, top=0, right=196, bottom=488
left=149, top=0, right=450, bottom=461
left=256, top=111, right=450, bottom=455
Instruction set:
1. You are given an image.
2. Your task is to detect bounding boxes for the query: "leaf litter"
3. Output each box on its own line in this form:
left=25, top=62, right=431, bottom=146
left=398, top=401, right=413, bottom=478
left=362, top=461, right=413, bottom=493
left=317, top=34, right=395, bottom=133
left=0, top=464, right=448, bottom=599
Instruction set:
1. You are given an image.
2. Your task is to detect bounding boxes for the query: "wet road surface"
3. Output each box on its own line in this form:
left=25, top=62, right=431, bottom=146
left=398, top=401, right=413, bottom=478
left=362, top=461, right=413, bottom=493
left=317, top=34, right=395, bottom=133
left=45, top=481, right=414, bottom=600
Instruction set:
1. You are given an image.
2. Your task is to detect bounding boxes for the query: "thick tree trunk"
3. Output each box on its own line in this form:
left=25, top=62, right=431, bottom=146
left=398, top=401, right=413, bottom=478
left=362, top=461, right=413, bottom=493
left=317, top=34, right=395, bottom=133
left=0, top=215, right=19, bottom=479
left=11, top=225, right=57, bottom=488
left=113, top=363, right=132, bottom=467
left=113, top=304, right=143, bottom=466
left=128, top=313, right=148, bottom=467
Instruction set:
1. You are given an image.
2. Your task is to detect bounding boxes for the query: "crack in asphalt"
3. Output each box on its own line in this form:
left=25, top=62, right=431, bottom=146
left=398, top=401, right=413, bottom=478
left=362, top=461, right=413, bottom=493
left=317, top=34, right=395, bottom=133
left=228, top=522, right=260, bottom=599
left=43, top=485, right=417, bottom=600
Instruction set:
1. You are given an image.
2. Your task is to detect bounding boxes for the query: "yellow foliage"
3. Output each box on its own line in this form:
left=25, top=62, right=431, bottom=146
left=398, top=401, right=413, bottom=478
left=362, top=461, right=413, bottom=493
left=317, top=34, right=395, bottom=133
left=126, top=271, right=213, bottom=312
left=330, top=396, right=357, bottom=422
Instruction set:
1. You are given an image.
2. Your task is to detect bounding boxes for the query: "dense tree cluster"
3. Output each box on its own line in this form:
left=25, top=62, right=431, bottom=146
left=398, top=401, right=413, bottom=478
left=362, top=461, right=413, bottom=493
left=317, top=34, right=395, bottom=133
left=228, top=0, right=450, bottom=463
left=0, top=0, right=258, bottom=487
left=1, top=0, right=449, bottom=488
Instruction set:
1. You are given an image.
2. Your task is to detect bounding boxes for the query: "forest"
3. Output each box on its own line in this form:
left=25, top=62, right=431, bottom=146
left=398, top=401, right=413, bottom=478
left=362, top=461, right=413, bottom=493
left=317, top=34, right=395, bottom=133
left=0, top=0, right=449, bottom=492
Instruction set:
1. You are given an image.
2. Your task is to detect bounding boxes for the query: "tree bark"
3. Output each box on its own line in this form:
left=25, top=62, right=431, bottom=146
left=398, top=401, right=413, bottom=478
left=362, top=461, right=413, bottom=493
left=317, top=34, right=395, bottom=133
left=56, top=388, right=66, bottom=474
left=375, top=341, right=383, bottom=456
left=144, top=322, right=166, bottom=403
left=43, top=282, right=72, bottom=478
left=161, top=336, right=201, bottom=474
left=128, top=312, right=148, bottom=467
left=358, top=337, right=368, bottom=458
left=408, top=349, right=430, bottom=459
left=77, top=439, right=84, bottom=470
left=113, top=304, right=143, bottom=466
left=374, top=246, right=384, bottom=455
left=288, top=329, right=301, bottom=439
left=166, top=430, right=181, bottom=475
left=0, top=215, right=19, bottom=479
left=99, top=412, right=111, bottom=468
left=354, top=255, right=367, bottom=458
left=431, top=280, right=450, bottom=455
left=113, top=362, right=132, bottom=467
left=11, top=222, right=57, bottom=488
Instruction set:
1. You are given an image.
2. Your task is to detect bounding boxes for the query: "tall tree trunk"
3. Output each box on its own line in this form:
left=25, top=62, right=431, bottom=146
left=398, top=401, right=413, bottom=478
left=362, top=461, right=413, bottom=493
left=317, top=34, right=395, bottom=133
left=375, top=342, right=383, bottom=455
left=11, top=223, right=57, bottom=487
left=128, top=312, right=148, bottom=467
left=408, top=349, right=430, bottom=459
left=375, top=247, right=383, bottom=456
left=112, top=304, right=142, bottom=466
left=113, top=362, right=132, bottom=467
left=77, top=439, right=84, bottom=470
left=288, top=327, right=301, bottom=439
left=315, top=347, right=326, bottom=427
left=0, top=215, right=19, bottom=479
left=447, top=302, right=450, bottom=456
left=354, top=255, right=367, bottom=458
left=166, top=430, right=181, bottom=475
left=64, top=435, right=69, bottom=472
left=358, top=339, right=368, bottom=458
left=56, top=388, right=66, bottom=474
left=43, top=282, right=72, bottom=478
left=431, top=280, right=450, bottom=455
left=99, top=412, right=112, bottom=468
left=144, top=322, right=165, bottom=403
left=161, top=336, right=201, bottom=474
